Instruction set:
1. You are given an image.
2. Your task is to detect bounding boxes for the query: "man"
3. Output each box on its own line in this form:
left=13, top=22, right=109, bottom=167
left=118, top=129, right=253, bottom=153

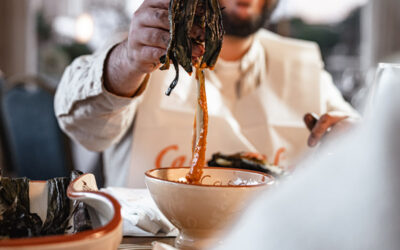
left=55, top=0, right=358, bottom=187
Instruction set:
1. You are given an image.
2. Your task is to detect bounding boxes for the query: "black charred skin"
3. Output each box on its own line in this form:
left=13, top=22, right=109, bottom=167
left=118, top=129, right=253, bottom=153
left=161, top=0, right=224, bottom=96
left=0, top=171, right=92, bottom=239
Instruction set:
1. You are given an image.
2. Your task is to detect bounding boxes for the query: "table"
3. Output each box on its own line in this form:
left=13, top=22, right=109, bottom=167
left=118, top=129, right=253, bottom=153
left=119, top=236, right=176, bottom=250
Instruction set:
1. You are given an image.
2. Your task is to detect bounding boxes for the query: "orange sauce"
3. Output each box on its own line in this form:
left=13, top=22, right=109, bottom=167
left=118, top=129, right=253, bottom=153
left=186, top=68, right=208, bottom=183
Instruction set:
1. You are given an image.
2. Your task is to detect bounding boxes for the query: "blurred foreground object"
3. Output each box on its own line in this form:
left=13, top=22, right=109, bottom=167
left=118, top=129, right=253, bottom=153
left=215, top=64, right=400, bottom=250
left=361, top=0, right=400, bottom=71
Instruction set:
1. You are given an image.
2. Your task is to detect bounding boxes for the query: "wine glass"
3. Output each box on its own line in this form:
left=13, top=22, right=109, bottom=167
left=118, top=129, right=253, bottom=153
left=363, top=63, right=400, bottom=118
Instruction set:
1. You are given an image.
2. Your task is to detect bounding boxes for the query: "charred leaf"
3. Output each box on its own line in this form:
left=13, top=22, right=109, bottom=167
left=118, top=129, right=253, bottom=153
left=0, top=171, right=92, bottom=239
left=161, top=0, right=224, bottom=96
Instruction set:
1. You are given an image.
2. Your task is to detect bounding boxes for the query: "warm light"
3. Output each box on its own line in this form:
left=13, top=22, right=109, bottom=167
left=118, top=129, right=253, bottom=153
left=75, top=13, right=94, bottom=43
left=53, top=16, right=75, bottom=38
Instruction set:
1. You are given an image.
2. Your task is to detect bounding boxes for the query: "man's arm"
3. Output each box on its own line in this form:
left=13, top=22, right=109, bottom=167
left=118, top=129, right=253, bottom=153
left=103, top=0, right=204, bottom=97
left=54, top=46, right=142, bottom=152
left=54, top=0, right=172, bottom=151
left=55, top=0, right=205, bottom=152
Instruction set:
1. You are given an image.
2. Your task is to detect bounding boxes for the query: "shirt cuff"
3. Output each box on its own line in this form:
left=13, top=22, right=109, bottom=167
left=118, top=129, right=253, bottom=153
left=55, top=38, right=149, bottom=116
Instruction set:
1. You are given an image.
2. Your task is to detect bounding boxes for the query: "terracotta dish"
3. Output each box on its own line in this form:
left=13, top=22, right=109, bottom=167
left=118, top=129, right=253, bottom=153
left=0, top=174, right=122, bottom=250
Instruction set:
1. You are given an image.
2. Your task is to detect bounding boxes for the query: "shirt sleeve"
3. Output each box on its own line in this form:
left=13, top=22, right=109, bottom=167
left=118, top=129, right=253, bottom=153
left=320, top=70, right=360, bottom=118
left=54, top=42, right=145, bottom=152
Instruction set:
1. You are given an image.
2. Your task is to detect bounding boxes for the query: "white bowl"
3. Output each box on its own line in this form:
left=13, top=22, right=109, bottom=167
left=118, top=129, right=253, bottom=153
left=0, top=174, right=123, bottom=250
left=145, top=167, right=274, bottom=250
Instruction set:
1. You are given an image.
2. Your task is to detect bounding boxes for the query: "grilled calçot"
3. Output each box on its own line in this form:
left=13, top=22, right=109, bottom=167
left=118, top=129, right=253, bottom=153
left=160, top=0, right=224, bottom=96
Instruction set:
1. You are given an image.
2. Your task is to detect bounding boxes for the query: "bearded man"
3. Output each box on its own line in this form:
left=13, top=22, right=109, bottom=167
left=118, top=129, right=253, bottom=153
left=55, top=0, right=358, bottom=187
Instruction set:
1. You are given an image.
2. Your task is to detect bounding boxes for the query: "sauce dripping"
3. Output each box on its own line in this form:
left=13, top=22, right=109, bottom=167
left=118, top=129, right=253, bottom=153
left=186, top=67, right=208, bottom=183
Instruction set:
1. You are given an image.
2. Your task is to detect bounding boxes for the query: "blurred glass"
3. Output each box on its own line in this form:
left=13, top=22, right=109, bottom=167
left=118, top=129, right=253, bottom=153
left=363, top=63, right=400, bottom=116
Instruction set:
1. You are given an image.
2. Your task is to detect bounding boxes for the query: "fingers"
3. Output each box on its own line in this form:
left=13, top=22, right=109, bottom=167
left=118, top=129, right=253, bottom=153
left=138, top=46, right=165, bottom=65
left=192, top=44, right=205, bottom=58
left=127, top=3, right=170, bottom=74
left=134, top=27, right=170, bottom=49
left=143, top=0, right=170, bottom=9
left=308, top=113, right=349, bottom=147
left=127, top=0, right=207, bottom=74
left=129, top=46, right=165, bottom=73
left=303, top=113, right=319, bottom=131
left=138, top=8, right=170, bottom=30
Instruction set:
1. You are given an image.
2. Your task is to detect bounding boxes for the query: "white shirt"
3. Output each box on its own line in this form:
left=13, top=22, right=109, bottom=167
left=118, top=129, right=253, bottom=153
left=213, top=58, right=241, bottom=109
left=213, top=36, right=267, bottom=109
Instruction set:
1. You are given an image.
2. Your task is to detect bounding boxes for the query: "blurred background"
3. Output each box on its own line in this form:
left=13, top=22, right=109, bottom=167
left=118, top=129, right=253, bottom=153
left=0, top=0, right=399, bottom=185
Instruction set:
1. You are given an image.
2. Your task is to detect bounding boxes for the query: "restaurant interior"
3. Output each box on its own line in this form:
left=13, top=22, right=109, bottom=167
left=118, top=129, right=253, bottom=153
left=1, top=0, right=400, bottom=249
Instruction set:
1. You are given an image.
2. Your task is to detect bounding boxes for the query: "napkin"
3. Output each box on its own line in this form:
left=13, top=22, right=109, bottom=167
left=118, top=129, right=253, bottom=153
left=101, top=187, right=178, bottom=237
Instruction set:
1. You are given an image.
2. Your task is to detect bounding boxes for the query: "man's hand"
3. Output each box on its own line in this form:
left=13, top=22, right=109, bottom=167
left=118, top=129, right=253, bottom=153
left=304, top=112, right=355, bottom=147
left=104, top=0, right=204, bottom=97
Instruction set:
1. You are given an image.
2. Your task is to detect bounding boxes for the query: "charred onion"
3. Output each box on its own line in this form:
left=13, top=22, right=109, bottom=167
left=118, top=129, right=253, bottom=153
left=160, top=0, right=224, bottom=183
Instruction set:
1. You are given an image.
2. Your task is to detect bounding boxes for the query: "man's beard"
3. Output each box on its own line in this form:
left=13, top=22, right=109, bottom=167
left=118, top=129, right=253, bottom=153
left=222, top=3, right=277, bottom=38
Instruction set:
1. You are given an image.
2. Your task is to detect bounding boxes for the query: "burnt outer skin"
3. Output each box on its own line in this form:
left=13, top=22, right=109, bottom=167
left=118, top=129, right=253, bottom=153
left=0, top=171, right=92, bottom=239
left=161, top=0, right=224, bottom=96
left=201, top=0, right=224, bottom=69
left=208, top=153, right=281, bottom=178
